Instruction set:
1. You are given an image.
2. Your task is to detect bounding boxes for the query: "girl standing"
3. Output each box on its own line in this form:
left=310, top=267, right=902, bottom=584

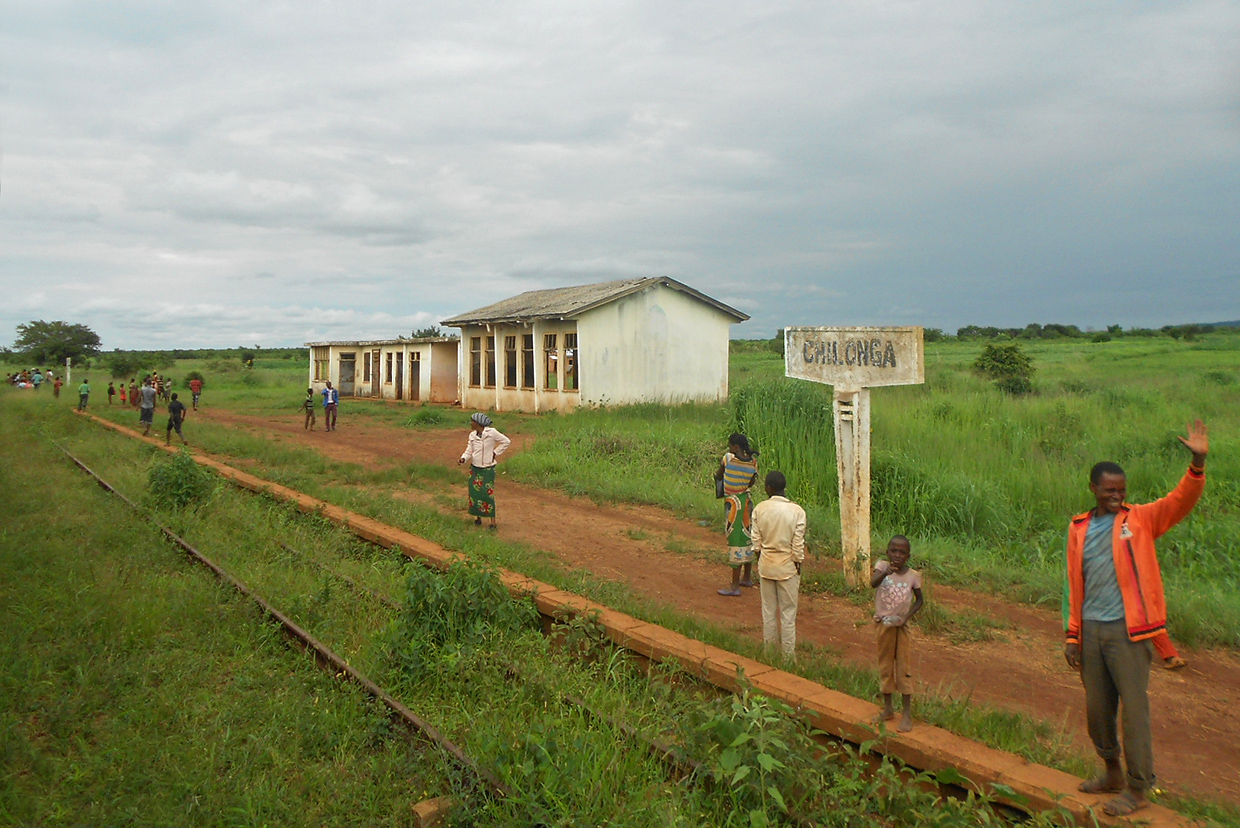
left=716, top=433, right=759, bottom=597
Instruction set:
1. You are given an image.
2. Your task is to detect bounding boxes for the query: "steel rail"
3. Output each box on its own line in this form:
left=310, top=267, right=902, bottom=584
left=54, top=442, right=508, bottom=799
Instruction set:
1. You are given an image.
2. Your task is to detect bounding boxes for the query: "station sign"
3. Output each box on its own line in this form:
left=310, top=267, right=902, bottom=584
left=784, top=326, right=924, bottom=389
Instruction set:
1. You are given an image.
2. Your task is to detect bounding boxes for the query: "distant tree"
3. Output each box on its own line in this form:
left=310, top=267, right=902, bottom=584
left=922, top=328, right=946, bottom=342
left=412, top=325, right=450, bottom=339
left=1106, top=324, right=1124, bottom=335
left=771, top=328, right=786, bottom=356
left=103, top=350, right=148, bottom=379
left=973, top=343, right=1035, bottom=395
left=13, top=320, right=102, bottom=365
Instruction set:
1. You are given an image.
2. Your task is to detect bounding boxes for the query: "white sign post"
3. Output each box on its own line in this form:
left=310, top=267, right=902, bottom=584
left=784, top=327, right=925, bottom=588
left=66, top=357, right=72, bottom=386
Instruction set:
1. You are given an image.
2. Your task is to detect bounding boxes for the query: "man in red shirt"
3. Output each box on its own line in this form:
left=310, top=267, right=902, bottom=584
left=189, top=377, right=204, bottom=410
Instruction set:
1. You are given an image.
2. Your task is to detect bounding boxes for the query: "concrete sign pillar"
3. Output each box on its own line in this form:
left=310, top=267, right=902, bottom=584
left=833, top=388, right=871, bottom=588
left=784, top=327, right=924, bottom=588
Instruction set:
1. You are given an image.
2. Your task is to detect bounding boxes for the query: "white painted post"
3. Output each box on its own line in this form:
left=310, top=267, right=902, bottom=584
left=784, top=327, right=923, bottom=589
left=833, top=388, right=871, bottom=588
left=66, top=357, right=71, bottom=386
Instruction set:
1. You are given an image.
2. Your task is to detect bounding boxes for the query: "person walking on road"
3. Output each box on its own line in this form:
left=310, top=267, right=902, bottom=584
left=77, top=378, right=91, bottom=410
left=458, top=412, right=511, bottom=529
left=1064, top=420, right=1208, bottom=817
left=751, top=471, right=806, bottom=661
left=166, top=393, right=188, bottom=445
left=321, top=381, right=339, bottom=432
left=138, top=378, right=158, bottom=436
left=189, top=376, right=203, bottom=410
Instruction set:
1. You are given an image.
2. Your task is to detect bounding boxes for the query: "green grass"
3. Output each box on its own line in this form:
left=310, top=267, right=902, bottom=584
left=0, top=406, right=439, bottom=826
left=7, top=388, right=1238, bottom=825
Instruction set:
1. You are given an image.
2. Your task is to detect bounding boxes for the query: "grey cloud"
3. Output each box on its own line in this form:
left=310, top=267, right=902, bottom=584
left=1, top=0, right=1237, bottom=348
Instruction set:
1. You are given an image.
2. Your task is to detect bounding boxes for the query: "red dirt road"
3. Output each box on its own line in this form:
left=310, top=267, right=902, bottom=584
left=197, top=404, right=1240, bottom=806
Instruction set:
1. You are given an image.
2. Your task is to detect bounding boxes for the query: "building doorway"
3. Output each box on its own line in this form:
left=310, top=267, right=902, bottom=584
left=339, top=354, right=356, bottom=395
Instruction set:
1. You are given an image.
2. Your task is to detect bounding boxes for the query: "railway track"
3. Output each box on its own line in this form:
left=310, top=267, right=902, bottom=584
left=55, top=442, right=741, bottom=824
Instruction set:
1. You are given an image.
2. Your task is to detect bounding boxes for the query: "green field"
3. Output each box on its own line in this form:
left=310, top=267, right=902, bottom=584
left=8, top=332, right=1239, bottom=650
left=0, top=394, right=1104, bottom=827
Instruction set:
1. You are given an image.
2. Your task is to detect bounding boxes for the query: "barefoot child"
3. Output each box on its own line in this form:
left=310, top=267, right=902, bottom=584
left=871, top=535, right=923, bottom=732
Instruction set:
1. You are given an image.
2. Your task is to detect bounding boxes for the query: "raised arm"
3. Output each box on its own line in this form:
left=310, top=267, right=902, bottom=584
left=1178, top=419, right=1208, bottom=469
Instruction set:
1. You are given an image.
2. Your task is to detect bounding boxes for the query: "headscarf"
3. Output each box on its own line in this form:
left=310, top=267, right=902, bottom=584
left=471, top=412, right=493, bottom=427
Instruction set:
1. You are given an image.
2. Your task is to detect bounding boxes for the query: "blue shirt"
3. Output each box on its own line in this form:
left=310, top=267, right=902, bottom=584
left=321, top=387, right=338, bottom=407
left=1081, top=513, right=1126, bottom=622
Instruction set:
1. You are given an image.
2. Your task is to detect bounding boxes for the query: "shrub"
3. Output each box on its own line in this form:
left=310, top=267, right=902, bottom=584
left=103, top=351, right=148, bottom=379
left=973, top=343, right=1034, bottom=395
left=387, top=559, right=539, bottom=681
left=147, top=449, right=216, bottom=508
left=1202, top=370, right=1235, bottom=386
left=184, top=370, right=205, bottom=386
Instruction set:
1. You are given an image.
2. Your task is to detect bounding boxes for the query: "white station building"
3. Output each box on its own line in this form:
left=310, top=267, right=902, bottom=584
left=441, top=277, right=749, bottom=413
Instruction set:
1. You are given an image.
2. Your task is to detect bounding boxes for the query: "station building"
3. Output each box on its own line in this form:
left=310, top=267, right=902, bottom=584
left=441, top=276, right=749, bottom=413
left=305, top=337, right=458, bottom=403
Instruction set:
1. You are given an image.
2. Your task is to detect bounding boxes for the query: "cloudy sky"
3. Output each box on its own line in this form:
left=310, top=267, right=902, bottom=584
left=2, top=1, right=1238, bottom=349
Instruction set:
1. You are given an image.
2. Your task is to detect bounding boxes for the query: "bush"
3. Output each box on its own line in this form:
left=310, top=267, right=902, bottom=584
left=387, top=559, right=539, bottom=682
left=147, top=450, right=216, bottom=508
left=973, top=343, right=1034, bottom=395
left=184, top=370, right=205, bottom=386
left=103, top=351, right=148, bottom=379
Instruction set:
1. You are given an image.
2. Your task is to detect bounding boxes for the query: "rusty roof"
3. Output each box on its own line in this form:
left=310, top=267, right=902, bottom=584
left=440, top=277, right=748, bottom=326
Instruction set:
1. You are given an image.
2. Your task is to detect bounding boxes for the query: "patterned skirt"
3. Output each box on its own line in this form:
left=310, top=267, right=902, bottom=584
left=468, top=465, right=497, bottom=518
left=724, top=491, right=754, bottom=566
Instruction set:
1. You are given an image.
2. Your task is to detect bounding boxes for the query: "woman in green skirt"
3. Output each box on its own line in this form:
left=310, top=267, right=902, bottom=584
left=458, top=412, right=511, bottom=528
left=716, top=433, right=759, bottom=596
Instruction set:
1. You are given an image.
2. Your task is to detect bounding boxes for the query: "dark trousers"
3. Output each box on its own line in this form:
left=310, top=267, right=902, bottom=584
left=1081, top=619, right=1154, bottom=790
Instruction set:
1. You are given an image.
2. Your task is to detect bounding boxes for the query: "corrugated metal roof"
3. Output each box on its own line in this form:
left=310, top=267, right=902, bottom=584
left=304, top=337, right=457, bottom=347
left=440, top=277, right=748, bottom=326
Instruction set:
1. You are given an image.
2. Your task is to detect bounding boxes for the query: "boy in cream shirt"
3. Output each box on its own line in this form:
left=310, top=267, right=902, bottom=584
left=750, top=471, right=807, bottom=660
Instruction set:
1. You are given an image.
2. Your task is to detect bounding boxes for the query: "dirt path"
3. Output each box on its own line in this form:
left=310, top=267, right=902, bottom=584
left=197, top=404, right=1240, bottom=805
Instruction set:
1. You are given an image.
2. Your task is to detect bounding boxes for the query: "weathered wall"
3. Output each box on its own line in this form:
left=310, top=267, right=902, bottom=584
left=578, top=283, right=732, bottom=405
left=430, top=342, right=459, bottom=403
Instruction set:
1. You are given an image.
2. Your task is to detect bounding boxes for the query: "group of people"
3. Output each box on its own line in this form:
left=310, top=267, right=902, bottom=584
left=709, top=423, right=1208, bottom=817
left=7, top=368, right=54, bottom=391
left=301, top=381, right=339, bottom=431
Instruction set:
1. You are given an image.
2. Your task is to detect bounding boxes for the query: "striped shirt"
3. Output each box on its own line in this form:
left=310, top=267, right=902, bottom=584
left=721, top=452, right=758, bottom=495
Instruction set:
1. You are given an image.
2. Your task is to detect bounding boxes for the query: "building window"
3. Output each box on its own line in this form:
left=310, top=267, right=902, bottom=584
left=312, top=346, right=329, bottom=381
left=469, top=336, right=482, bottom=387
left=504, top=336, right=518, bottom=388
left=521, top=334, right=535, bottom=389
left=385, top=353, right=394, bottom=383
left=564, top=333, right=578, bottom=391
left=484, top=335, right=497, bottom=388
left=363, top=352, right=371, bottom=382
left=543, top=333, right=558, bottom=390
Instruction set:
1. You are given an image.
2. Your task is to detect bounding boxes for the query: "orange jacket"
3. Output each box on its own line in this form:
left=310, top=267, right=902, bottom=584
left=1063, top=467, right=1204, bottom=645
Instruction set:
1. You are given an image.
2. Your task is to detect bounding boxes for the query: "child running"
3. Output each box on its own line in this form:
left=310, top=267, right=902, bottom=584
left=870, top=535, right=924, bottom=732
left=166, top=393, right=188, bottom=446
